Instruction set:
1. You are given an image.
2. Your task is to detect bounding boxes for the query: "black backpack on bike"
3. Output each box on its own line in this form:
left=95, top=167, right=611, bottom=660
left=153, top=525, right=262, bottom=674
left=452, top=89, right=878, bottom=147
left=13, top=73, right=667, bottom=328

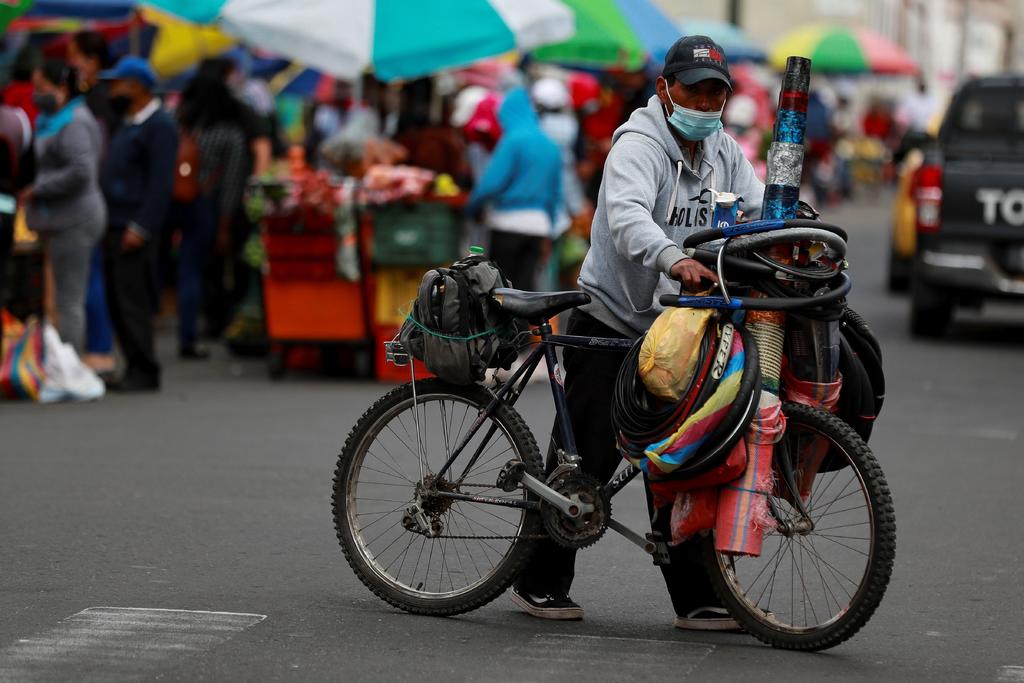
left=400, top=254, right=519, bottom=385
left=837, top=307, right=884, bottom=442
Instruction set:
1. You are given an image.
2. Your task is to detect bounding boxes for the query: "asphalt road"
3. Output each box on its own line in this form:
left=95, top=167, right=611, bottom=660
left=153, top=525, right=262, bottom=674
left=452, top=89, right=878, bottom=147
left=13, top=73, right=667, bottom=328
left=3, top=192, right=1024, bottom=682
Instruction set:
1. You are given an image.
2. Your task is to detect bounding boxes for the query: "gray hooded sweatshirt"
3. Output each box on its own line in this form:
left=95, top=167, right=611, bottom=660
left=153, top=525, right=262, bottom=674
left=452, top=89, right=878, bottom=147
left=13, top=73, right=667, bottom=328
left=578, top=95, right=765, bottom=337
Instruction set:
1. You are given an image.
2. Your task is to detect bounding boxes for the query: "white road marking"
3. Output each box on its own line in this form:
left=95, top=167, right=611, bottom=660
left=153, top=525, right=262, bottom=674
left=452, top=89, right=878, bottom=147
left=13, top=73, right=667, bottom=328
left=0, top=607, right=266, bottom=682
left=997, top=666, right=1024, bottom=682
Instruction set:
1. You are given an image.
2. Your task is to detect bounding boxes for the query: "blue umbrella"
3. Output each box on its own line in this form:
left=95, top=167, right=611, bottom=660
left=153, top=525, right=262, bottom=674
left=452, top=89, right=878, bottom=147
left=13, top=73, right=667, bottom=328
left=676, top=19, right=766, bottom=63
left=27, top=0, right=136, bottom=19
left=616, top=0, right=681, bottom=66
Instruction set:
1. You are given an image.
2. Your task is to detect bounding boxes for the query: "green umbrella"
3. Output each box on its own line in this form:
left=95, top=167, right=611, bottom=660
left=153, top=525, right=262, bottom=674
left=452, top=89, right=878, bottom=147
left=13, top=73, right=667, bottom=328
left=532, top=0, right=648, bottom=70
left=0, top=0, right=33, bottom=34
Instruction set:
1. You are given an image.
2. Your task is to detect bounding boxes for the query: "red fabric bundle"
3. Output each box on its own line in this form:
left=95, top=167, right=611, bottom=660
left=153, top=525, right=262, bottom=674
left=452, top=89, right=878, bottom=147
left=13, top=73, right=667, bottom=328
left=714, top=396, right=786, bottom=557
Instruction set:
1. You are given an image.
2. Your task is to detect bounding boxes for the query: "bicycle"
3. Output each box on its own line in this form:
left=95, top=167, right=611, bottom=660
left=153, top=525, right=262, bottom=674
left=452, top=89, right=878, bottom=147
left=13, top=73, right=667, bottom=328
left=331, top=217, right=895, bottom=651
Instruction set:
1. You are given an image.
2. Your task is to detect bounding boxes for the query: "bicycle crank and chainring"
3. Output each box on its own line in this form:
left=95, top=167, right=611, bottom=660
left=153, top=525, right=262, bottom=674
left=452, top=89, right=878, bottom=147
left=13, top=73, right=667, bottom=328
left=541, top=473, right=610, bottom=550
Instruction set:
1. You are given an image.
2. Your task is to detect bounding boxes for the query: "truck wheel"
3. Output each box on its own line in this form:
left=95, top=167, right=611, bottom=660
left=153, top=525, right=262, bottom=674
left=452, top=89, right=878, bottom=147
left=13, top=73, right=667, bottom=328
left=910, top=276, right=952, bottom=338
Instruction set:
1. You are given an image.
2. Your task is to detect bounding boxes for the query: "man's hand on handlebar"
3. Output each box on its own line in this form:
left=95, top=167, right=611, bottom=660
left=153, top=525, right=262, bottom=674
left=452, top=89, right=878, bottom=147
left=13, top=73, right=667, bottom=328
left=670, top=257, right=719, bottom=292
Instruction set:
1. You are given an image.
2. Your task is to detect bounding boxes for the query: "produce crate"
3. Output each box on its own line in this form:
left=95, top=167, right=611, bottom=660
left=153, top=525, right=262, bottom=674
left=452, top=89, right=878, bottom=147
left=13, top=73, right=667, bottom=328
left=263, top=232, right=337, bottom=260
left=371, top=202, right=462, bottom=266
left=373, top=324, right=431, bottom=383
left=261, top=207, right=301, bottom=233
left=374, top=267, right=424, bottom=326
left=264, top=260, right=337, bottom=281
left=263, top=278, right=366, bottom=341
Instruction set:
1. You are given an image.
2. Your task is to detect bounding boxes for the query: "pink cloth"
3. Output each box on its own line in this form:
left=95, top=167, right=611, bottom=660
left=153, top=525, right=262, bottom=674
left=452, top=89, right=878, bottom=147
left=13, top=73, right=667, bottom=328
left=669, top=487, right=719, bottom=544
left=782, top=365, right=843, bottom=499
left=715, top=397, right=786, bottom=557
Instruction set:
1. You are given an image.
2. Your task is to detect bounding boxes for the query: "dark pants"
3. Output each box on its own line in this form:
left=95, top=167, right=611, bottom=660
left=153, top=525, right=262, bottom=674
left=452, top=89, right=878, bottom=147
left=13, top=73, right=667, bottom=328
left=515, top=310, right=719, bottom=616
left=202, top=207, right=255, bottom=339
left=490, top=230, right=543, bottom=292
left=0, top=212, right=12, bottom=344
left=104, top=225, right=160, bottom=382
left=85, top=245, right=114, bottom=354
left=169, top=197, right=216, bottom=348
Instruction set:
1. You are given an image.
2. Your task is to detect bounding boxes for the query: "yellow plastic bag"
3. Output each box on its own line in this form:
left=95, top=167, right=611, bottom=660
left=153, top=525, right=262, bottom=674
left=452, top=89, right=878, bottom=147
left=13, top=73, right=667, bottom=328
left=638, top=307, right=714, bottom=401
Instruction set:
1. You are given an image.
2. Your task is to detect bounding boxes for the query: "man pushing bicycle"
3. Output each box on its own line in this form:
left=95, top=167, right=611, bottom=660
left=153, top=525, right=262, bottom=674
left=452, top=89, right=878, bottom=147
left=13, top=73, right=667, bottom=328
left=511, top=35, right=766, bottom=630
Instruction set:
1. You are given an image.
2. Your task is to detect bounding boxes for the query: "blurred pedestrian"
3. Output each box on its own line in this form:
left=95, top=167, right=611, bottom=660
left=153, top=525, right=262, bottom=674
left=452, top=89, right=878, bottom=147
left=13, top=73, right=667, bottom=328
left=465, top=87, right=561, bottom=291
left=0, top=103, right=35, bottom=347
left=22, top=61, right=105, bottom=354
left=193, top=56, right=274, bottom=335
left=68, top=30, right=118, bottom=138
left=898, top=79, right=937, bottom=135
left=804, top=89, right=835, bottom=205
left=99, top=57, right=178, bottom=392
left=67, top=29, right=117, bottom=375
left=531, top=77, right=584, bottom=236
left=3, top=46, right=39, bottom=126
left=460, top=90, right=502, bottom=185
left=170, top=73, right=247, bottom=359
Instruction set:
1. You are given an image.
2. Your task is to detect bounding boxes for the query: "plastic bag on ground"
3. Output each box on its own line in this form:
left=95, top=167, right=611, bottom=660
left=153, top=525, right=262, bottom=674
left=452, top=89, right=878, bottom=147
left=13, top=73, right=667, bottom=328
left=39, top=323, right=104, bottom=403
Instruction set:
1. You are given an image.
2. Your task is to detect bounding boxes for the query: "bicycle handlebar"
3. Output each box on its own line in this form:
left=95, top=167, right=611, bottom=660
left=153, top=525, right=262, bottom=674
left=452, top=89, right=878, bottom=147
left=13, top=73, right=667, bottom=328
left=658, top=273, right=852, bottom=311
left=682, top=218, right=848, bottom=248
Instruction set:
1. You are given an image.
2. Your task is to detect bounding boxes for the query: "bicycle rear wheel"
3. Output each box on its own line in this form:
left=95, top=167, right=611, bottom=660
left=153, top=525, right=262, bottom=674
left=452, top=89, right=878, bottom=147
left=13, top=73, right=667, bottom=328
left=332, top=379, right=544, bottom=615
left=703, top=402, right=896, bottom=651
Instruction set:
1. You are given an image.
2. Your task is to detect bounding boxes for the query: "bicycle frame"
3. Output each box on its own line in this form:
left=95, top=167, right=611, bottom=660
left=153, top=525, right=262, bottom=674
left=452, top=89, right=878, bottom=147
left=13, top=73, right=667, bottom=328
left=420, top=218, right=845, bottom=550
left=415, top=321, right=671, bottom=554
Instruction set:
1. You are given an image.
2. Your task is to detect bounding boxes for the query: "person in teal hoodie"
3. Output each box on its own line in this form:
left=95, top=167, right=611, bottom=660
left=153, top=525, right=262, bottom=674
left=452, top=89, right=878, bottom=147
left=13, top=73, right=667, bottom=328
left=465, top=87, right=561, bottom=291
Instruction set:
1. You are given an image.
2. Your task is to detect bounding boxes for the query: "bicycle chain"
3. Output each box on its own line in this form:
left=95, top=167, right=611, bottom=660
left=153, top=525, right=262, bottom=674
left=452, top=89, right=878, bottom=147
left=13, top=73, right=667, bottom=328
left=421, top=482, right=545, bottom=539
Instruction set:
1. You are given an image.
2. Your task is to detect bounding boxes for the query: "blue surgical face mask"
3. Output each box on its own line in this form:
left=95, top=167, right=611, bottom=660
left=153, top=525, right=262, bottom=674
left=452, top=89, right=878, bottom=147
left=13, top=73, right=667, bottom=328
left=665, top=91, right=723, bottom=141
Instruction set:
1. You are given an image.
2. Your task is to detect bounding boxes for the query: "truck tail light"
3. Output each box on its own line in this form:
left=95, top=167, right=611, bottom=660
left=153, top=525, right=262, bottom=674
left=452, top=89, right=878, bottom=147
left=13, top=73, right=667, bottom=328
left=913, top=164, right=943, bottom=234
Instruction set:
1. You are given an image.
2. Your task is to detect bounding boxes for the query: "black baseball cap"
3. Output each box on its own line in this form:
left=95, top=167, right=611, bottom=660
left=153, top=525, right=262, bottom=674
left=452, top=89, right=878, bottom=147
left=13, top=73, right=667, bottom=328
left=662, top=35, right=732, bottom=90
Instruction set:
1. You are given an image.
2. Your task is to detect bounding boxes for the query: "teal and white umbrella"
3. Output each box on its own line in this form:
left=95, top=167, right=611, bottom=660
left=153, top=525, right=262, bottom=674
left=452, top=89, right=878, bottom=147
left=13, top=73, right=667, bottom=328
left=146, top=0, right=575, bottom=81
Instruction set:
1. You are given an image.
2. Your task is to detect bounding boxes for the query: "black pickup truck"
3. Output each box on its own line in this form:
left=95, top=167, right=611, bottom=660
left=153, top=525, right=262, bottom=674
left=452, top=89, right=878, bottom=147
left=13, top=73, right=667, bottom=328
left=910, top=75, right=1024, bottom=337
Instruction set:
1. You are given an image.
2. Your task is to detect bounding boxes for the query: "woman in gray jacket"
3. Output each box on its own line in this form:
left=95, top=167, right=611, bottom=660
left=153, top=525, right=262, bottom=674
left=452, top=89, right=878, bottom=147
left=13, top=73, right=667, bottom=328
left=22, top=61, right=106, bottom=354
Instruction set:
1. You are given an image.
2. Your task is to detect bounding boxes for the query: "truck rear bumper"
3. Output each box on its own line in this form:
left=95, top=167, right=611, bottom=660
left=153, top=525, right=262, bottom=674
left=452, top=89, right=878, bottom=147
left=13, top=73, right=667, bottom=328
left=918, top=241, right=1024, bottom=297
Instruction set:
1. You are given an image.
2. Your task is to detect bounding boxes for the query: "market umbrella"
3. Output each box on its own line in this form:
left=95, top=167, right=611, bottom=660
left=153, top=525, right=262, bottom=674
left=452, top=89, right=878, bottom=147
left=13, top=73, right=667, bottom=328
left=676, top=19, right=766, bottom=63
left=140, top=6, right=235, bottom=78
left=533, top=0, right=679, bottom=70
left=143, top=0, right=575, bottom=82
left=0, top=0, right=32, bottom=34
left=770, top=24, right=917, bottom=74
left=26, top=0, right=135, bottom=19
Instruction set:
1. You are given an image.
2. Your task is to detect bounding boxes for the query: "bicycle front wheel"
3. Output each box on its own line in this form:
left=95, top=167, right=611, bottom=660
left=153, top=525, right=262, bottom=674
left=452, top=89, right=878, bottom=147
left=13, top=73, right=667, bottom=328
left=703, top=402, right=896, bottom=651
left=332, top=379, right=544, bottom=616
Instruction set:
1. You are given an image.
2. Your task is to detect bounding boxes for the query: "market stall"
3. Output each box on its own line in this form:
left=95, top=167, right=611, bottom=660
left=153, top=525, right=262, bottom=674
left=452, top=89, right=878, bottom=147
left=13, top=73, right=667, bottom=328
left=246, top=154, right=463, bottom=381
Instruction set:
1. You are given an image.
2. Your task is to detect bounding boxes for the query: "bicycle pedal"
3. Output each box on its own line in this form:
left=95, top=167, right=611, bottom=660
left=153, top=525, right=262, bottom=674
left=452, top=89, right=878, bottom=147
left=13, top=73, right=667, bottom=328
left=496, top=460, right=526, bottom=492
left=384, top=341, right=410, bottom=367
left=646, top=532, right=672, bottom=566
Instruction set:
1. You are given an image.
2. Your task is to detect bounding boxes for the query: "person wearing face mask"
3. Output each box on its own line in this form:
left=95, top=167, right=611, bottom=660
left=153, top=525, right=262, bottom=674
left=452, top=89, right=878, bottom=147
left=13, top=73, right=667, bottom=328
left=511, top=36, right=764, bottom=630
left=20, top=61, right=106, bottom=355
left=67, top=30, right=118, bottom=377
left=99, top=57, right=179, bottom=392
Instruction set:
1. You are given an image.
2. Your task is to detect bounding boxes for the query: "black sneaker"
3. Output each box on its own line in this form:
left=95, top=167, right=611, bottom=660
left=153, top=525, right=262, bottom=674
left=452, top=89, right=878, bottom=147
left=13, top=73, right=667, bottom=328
left=673, top=607, right=741, bottom=631
left=511, top=586, right=584, bottom=620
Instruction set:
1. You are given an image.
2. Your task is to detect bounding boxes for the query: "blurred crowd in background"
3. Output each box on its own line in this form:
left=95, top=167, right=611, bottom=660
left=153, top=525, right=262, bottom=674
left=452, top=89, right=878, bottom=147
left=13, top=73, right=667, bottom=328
left=0, top=22, right=943, bottom=392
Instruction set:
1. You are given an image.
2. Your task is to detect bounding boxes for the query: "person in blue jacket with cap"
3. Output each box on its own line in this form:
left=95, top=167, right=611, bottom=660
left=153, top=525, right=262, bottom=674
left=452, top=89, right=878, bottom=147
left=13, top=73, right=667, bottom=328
left=99, top=56, right=178, bottom=392
left=465, top=87, right=561, bottom=291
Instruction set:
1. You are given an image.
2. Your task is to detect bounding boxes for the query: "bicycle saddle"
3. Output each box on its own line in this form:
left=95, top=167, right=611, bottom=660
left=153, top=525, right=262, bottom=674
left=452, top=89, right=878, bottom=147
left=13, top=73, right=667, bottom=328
left=491, top=288, right=591, bottom=321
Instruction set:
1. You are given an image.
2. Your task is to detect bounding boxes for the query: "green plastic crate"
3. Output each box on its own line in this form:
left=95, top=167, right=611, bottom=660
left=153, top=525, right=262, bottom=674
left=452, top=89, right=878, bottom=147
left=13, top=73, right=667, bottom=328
left=372, top=202, right=462, bottom=266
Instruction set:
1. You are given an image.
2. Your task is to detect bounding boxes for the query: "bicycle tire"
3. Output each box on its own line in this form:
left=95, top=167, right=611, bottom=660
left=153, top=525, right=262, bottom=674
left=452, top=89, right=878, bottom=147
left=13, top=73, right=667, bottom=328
left=332, top=378, right=544, bottom=616
left=702, top=402, right=896, bottom=651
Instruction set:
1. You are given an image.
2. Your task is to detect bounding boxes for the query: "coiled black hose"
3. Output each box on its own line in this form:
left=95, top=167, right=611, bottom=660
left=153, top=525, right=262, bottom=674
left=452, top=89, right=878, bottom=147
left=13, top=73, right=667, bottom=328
left=612, top=321, right=761, bottom=476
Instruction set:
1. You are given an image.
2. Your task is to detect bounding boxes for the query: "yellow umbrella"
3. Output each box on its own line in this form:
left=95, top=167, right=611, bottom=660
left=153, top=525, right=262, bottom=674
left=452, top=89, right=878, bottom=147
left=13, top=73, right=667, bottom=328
left=142, top=6, right=236, bottom=78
